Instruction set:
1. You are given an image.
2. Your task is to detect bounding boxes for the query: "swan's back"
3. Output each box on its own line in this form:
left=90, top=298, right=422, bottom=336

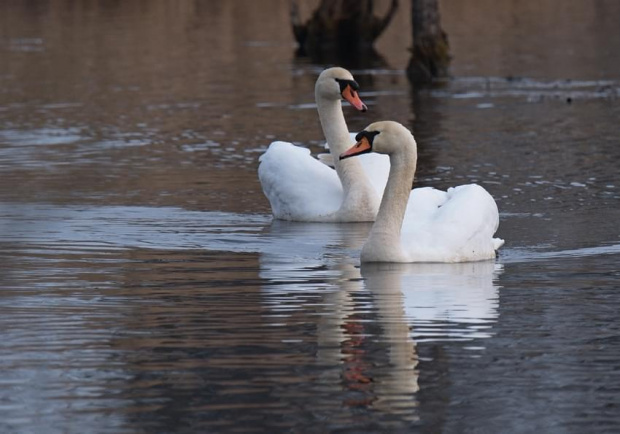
left=402, top=184, right=503, bottom=262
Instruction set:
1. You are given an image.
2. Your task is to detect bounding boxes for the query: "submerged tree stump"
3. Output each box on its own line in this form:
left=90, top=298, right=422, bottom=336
left=291, top=0, right=398, bottom=67
left=407, top=0, right=450, bottom=83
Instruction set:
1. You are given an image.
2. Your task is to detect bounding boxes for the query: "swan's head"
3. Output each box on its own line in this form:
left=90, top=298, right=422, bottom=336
left=315, top=67, right=367, bottom=112
left=339, top=121, right=416, bottom=160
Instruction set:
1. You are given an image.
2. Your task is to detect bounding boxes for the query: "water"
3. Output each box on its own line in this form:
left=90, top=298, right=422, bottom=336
left=1, top=0, right=620, bottom=432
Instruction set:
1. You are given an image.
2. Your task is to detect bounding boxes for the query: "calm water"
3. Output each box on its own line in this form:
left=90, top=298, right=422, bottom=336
left=1, top=1, right=620, bottom=432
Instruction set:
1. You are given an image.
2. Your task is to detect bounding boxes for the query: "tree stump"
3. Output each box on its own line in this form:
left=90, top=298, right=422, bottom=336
left=291, top=0, right=398, bottom=67
left=407, top=0, right=450, bottom=83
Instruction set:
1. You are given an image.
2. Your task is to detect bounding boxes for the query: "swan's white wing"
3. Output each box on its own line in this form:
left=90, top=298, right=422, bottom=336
left=401, top=184, right=503, bottom=262
left=346, top=132, right=391, bottom=196
left=404, top=187, right=448, bottom=221
left=316, top=152, right=335, bottom=167
left=358, top=153, right=390, bottom=197
left=319, top=133, right=391, bottom=196
left=258, top=141, right=343, bottom=221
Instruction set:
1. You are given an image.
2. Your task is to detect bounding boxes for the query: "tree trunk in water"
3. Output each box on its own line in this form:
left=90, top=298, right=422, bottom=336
left=407, top=0, right=450, bottom=83
left=291, top=0, right=398, bottom=68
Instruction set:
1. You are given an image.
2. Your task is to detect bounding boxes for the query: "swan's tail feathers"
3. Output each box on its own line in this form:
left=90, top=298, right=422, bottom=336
left=492, top=237, right=505, bottom=251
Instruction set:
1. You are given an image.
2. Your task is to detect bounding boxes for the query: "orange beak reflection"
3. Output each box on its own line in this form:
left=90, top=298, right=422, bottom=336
left=342, top=85, right=368, bottom=112
left=339, top=136, right=372, bottom=160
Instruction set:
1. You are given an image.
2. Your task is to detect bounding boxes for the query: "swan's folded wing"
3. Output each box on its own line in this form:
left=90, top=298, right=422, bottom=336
left=358, top=153, right=391, bottom=196
left=401, top=184, right=502, bottom=262
left=321, top=133, right=390, bottom=197
left=317, top=152, right=334, bottom=167
left=440, top=184, right=501, bottom=250
left=347, top=131, right=390, bottom=196
left=404, top=187, right=448, bottom=222
left=258, top=141, right=343, bottom=221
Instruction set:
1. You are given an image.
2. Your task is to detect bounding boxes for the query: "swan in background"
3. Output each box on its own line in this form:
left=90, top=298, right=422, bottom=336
left=340, top=121, right=504, bottom=263
left=258, top=67, right=389, bottom=222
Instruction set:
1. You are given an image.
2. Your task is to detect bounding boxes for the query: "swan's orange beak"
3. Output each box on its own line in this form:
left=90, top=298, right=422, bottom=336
left=339, top=136, right=372, bottom=160
left=342, top=85, right=368, bottom=112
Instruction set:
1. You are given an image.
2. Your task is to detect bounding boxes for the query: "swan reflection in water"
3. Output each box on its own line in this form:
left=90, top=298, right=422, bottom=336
left=259, top=220, right=502, bottom=414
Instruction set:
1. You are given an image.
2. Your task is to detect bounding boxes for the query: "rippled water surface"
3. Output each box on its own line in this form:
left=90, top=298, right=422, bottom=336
left=2, top=1, right=620, bottom=432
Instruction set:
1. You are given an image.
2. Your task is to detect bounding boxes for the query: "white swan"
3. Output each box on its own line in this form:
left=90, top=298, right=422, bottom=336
left=340, top=121, right=504, bottom=263
left=258, top=67, right=389, bottom=222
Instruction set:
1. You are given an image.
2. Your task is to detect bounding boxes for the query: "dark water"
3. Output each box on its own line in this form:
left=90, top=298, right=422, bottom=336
left=1, top=1, right=620, bottom=432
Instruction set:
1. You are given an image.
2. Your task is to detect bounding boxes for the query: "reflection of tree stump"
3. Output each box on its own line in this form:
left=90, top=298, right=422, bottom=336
left=291, top=0, right=398, bottom=68
left=407, top=0, right=450, bottom=83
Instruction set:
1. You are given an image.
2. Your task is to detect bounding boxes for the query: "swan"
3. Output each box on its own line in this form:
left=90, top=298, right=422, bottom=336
left=340, top=121, right=504, bottom=263
left=258, top=67, right=389, bottom=222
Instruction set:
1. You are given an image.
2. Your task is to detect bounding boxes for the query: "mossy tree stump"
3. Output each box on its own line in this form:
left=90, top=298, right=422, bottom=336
left=407, top=0, right=450, bottom=83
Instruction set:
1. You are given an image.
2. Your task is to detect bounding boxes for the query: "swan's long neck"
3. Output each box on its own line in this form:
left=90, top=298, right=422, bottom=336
left=363, top=144, right=417, bottom=260
left=316, top=96, right=368, bottom=193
